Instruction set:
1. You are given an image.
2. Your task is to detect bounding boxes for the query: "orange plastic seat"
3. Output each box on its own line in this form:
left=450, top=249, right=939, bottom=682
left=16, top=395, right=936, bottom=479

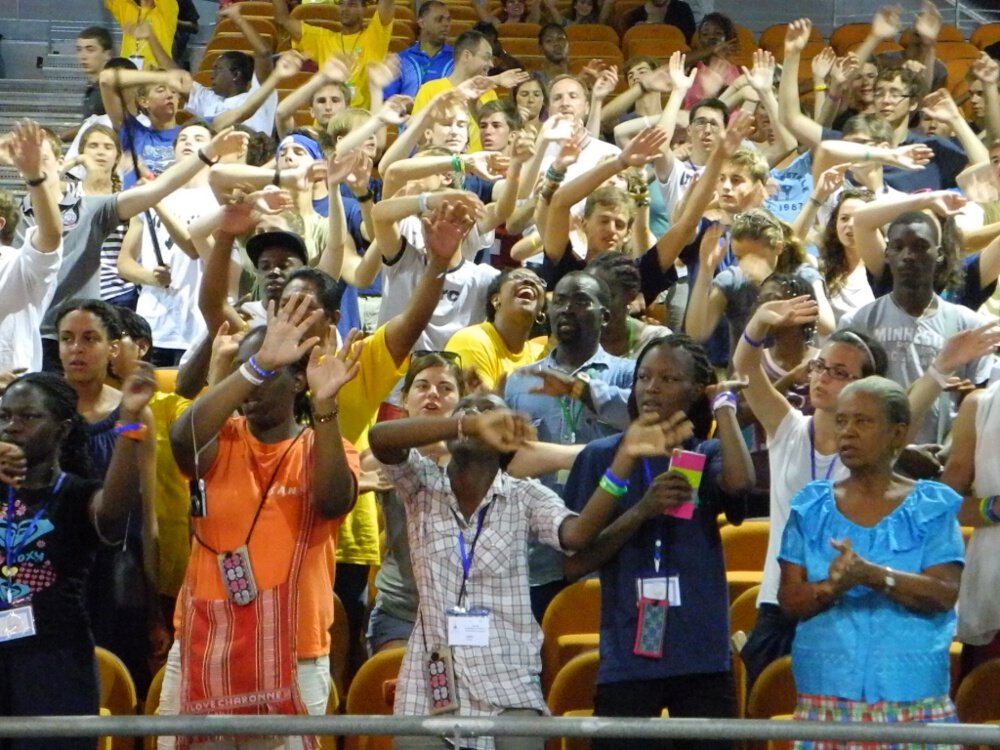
left=498, top=22, right=543, bottom=40
left=96, top=647, right=138, bottom=750
left=541, top=578, right=601, bottom=692
left=956, top=656, right=1000, bottom=723
left=758, top=23, right=823, bottom=55
left=720, top=519, right=770, bottom=572
left=830, top=23, right=872, bottom=56
left=343, top=647, right=406, bottom=750
left=746, top=655, right=796, bottom=720
left=971, top=23, right=1000, bottom=50
left=565, top=24, right=619, bottom=45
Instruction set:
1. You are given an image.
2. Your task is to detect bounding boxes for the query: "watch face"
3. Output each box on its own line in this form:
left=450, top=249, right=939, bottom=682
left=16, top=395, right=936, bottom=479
left=885, top=573, right=896, bottom=589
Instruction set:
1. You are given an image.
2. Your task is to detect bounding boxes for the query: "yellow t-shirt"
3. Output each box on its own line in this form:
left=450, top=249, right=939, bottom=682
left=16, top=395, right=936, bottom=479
left=335, top=324, right=409, bottom=565
left=446, top=322, right=545, bottom=391
left=148, top=390, right=193, bottom=598
left=411, top=78, right=498, bottom=154
left=105, top=0, right=179, bottom=71
left=293, top=14, right=392, bottom=111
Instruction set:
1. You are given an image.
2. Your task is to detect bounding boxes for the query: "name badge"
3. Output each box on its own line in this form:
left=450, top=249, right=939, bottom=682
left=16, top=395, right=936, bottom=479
left=446, top=606, right=490, bottom=647
left=636, top=576, right=682, bottom=606
left=0, top=605, right=36, bottom=643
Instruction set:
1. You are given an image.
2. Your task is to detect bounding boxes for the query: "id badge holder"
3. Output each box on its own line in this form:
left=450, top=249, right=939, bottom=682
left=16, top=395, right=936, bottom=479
left=446, top=606, right=491, bottom=647
left=424, top=646, right=458, bottom=714
left=217, top=545, right=258, bottom=606
left=190, top=478, right=207, bottom=518
left=633, top=597, right=667, bottom=658
left=0, top=605, right=36, bottom=643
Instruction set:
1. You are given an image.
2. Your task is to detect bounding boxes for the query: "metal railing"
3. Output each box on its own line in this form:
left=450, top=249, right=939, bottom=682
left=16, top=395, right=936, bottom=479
left=2, top=715, right=1000, bottom=746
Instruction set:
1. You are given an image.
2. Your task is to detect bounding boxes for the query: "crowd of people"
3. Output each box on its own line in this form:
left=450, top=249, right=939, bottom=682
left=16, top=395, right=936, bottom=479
left=2, top=0, right=1000, bottom=747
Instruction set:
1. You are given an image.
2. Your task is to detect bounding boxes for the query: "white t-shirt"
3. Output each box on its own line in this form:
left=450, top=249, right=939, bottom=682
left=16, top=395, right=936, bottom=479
left=828, top=262, right=875, bottom=326
left=758, top=409, right=849, bottom=607
left=378, top=217, right=499, bottom=352
left=136, top=185, right=219, bottom=350
left=185, top=77, right=277, bottom=136
left=0, top=227, right=62, bottom=372
left=656, top=158, right=703, bottom=222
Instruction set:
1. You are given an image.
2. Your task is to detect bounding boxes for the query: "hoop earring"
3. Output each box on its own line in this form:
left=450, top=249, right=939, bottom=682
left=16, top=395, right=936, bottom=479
left=535, top=311, right=547, bottom=325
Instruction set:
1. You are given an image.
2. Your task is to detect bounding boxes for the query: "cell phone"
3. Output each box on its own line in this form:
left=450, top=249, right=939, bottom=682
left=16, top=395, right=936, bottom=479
left=665, top=449, right=706, bottom=519
left=548, top=118, right=574, bottom=140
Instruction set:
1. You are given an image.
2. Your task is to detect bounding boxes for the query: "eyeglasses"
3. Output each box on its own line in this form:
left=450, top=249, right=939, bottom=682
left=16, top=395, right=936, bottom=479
left=412, top=350, right=463, bottom=367
left=504, top=270, right=547, bottom=289
left=874, top=87, right=912, bottom=102
left=807, top=358, right=857, bottom=382
left=690, top=117, right=723, bottom=131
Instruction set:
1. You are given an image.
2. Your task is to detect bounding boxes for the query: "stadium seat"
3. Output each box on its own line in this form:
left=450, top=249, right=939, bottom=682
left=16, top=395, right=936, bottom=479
left=498, top=22, right=543, bottom=40
left=344, top=647, right=406, bottom=750
left=547, top=651, right=600, bottom=750
left=216, top=16, right=277, bottom=43
left=935, top=41, right=982, bottom=61
left=720, top=519, right=770, bottom=572
left=956, top=657, right=1000, bottom=723
left=142, top=665, right=166, bottom=750
left=622, top=23, right=687, bottom=48
left=623, top=38, right=690, bottom=61
left=830, top=23, right=872, bottom=56
left=96, top=647, right=139, bottom=750
left=900, top=23, right=965, bottom=46
left=541, top=578, right=601, bottom=693
left=971, top=23, right=1000, bottom=50
left=730, top=583, right=761, bottom=638
left=746, top=655, right=796, bottom=720
left=758, top=23, right=823, bottom=55
left=565, top=24, right=619, bottom=46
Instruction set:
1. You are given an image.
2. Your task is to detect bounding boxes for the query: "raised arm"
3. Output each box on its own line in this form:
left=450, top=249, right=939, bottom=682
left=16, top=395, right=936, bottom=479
left=217, top=3, right=275, bottom=82
left=920, top=89, right=989, bottom=168
left=479, top=131, right=533, bottom=232
left=778, top=19, right=824, bottom=150
left=337, top=94, right=409, bottom=159
left=371, top=189, right=483, bottom=261
left=742, top=49, right=798, bottom=165
left=587, top=67, right=619, bottom=138
left=98, top=68, right=192, bottom=131
left=651, top=52, right=697, bottom=181
left=382, top=149, right=502, bottom=200
left=972, top=54, right=1000, bottom=147
left=272, top=0, right=303, bottom=41
left=275, top=56, right=349, bottom=139
left=212, top=51, right=304, bottom=131
left=683, top=223, right=729, bottom=341
left=116, top=129, right=249, bottom=221
left=129, top=21, right=179, bottom=71
left=732, top=296, right=817, bottom=437
left=170, top=294, right=323, bottom=477
left=9, top=121, right=62, bottom=253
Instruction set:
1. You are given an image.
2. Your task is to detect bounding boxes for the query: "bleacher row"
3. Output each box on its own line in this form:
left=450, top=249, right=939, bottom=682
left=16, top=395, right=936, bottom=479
left=90, top=518, right=1000, bottom=750
left=197, top=3, right=1000, bottom=131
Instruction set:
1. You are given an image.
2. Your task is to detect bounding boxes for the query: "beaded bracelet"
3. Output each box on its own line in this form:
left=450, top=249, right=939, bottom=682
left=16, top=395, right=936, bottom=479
left=313, top=407, right=339, bottom=424
left=545, top=166, right=567, bottom=183
left=742, top=330, right=766, bottom=349
left=599, top=474, right=629, bottom=498
left=980, top=496, right=1000, bottom=525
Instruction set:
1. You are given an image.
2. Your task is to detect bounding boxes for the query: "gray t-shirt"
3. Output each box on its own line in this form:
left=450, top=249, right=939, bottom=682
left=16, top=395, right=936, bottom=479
left=840, top=294, right=994, bottom=443
left=373, top=489, right=418, bottom=623
left=20, top=194, right=121, bottom=337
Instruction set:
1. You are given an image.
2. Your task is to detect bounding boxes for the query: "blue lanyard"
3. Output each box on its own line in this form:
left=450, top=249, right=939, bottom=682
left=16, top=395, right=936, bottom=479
left=642, top=460, right=664, bottom=574
left=453, top=502, right=491, bottom=607
left=809, top=419, right=837, bottom=482
left=4, top=474, right=65, bottom=603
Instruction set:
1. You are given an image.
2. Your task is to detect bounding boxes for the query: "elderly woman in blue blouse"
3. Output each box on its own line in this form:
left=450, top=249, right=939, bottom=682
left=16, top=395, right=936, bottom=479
left=778, top=376, right=964, bottom=740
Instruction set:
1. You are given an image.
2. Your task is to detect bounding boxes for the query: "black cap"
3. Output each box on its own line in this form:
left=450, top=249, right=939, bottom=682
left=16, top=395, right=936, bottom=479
left=246, top=230, right=308, bottom=268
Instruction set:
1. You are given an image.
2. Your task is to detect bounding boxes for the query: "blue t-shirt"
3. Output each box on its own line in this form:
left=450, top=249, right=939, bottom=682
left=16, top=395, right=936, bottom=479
left=562, top=434, right=747, bottom=685
left=779, top=479, right=963, bottom=702
left=120, top=118, right=182, bottom=188
left=384, top=42, right=454, bottom=99
left=766, top=151, right=814, bottom=224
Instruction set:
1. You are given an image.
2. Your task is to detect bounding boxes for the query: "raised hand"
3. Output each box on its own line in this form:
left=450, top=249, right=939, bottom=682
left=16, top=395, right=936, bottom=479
left=307, top=328, right=363, bottom=406
left=706, top=376, right=750, bottom=400
left=620, top=126, right=669, bottom=166
left=464, top=408, right=536, bottom=452
left=886, top=143, right=934, bottom=171
left=698, top=222, right=728, bottom=271
left=752, top=295, right=819, bottom=332
left=422, top=198, right=481, bottom=265
left=120, top=361, right=157, bottom=418
left=831, top=53, right=860, bottom=88
left=934, top=322, right=1000, bottom=374
left=921, top=89, right=961, bottom=122
left=972, top=52, right=1000, bottom=85
left=217, top=3, right=241, bottom=20
left=914, top=0, right=942, bottom=44
left=464, top=150, right=506, bottom=180
left=592, top=67, right=620, bottom=101
left=165, top=69, right=193, bottom=94
left=722, top=109, right=754, bottom=155
left=784, top=18, right=814, bottom=55
left=210, top=320, right=247, bottom=375
left=275, top=50, right=305, bottom=79
left=491, top=68, right=531, bottom=90
left=326, top=150, right=363, bottom=187
left=378, top=94, right=412, bottom=125
left=813, top=164, right=849, bottom=202
left=811, top=47, right=836, bottom=83
left=667, top=50, right=696, bottom=92
left=509, top=129, right=536, bottom=163
left=743, top=49, right=777, bottom=92
left=454, top=75, right=496, bottom=101
left=870, top=5, right=902, bottom=41
left=621, top=411, right=695, bottom=459
left=320, top=54, right=350, bottom=82
left=255, top=292, right=325, bottom=371
left=207, top=128, right=250, bottom=161
left=0, top=442, right=27, bottom=487
left=346, top=152, right=373, bottom=196
left=553, top=122, right=587, bottom=170
left=368, top=55, right=401, bottom=90
left=8, top=120, right=45, bottom=181
left=924, top=189, right=967, bottom=216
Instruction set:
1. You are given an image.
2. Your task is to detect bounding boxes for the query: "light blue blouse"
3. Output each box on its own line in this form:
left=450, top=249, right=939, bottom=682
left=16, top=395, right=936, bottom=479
left=779, top=480, right=964, bottom=702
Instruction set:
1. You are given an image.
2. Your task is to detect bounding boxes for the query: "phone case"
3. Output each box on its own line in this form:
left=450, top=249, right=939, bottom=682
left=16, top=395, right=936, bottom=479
left=425, top=647, right=459, bottom=714
left=633, top=597, right=667, bottom=658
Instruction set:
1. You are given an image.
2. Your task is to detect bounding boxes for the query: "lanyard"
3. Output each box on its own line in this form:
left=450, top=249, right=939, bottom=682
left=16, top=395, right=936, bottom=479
left=452, top=502, right=491, bottom=607
left=642, top=460, right=664, bottom=574
left=4, top=474, right=65, bottom=603
left=558, top=396, right=584, bottom=442
left=809, top=418, right=837, bottom=482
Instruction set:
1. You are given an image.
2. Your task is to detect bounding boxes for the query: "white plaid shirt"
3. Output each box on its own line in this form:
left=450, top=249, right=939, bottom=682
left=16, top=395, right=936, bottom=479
left=387, top=450, right=576, bottom=748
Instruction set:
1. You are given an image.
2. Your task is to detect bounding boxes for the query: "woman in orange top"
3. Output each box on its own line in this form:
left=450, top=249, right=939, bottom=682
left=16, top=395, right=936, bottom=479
left=159, top=293, right=361, bottom=750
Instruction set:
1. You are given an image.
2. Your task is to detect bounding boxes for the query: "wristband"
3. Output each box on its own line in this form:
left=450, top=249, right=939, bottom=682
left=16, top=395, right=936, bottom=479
left=197, top=148, right=219, bottom=167
left=827, top=92, right=842, bottom=102
left=24, top=173, right=47, bottom=187
left=602, top=468, right=630, bottom=491
left=451, top=154, right=464, bottom=173
left=813, top=83, right=828, bottom=92
left=980, top=495, right=1000, bottom=525
left=742, top=330, right=767, bottom=349
left=417, top=192, right=430, bottom=215
left=711, top=391, right=738, bottom=413
left=356, top=190, right=374, bottom=203
left=599, top=474, right=629, bottom=498
left=247, top=355, right=277, bottom=380
left=545, top=166, right=566, bottom=183
left=862, top=150, right=871, bottom=162
left=926, top=362, right=953, bottom=389
left=239, top=362, right=266, bottom=386
left=570, top=372, right=590, bottom=401
left=313, top=406, right=340, bottom=424
left=114, top=421, right=147, bottom=441
left=809, top=196, right=824, bottom=208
